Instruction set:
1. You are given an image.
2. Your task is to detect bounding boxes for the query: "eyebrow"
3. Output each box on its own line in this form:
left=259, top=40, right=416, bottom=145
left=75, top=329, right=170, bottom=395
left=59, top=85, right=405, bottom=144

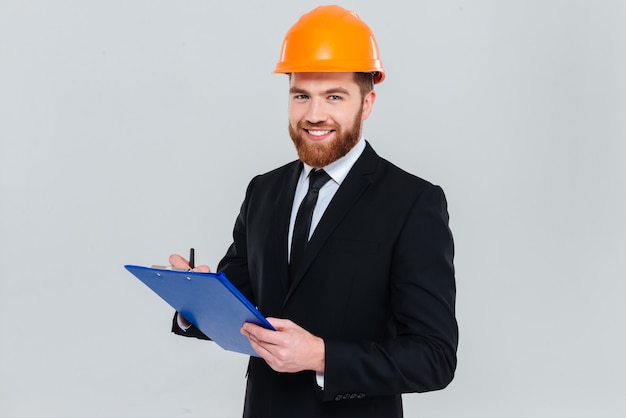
left=289, top=86, right=351, bottom=96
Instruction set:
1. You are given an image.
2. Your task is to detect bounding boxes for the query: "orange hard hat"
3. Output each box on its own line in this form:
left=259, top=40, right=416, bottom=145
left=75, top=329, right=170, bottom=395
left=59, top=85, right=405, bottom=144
left=274, top=5, right=386, bottom=84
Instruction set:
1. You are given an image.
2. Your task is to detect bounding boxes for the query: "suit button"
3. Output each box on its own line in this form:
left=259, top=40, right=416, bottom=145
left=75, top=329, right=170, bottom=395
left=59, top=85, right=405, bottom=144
left=342, top=394, right=350, bottom=400
left=357, top=393, right=366, bottom=399
left=334, top=394, right=343, bottom=401
left=350, top=393, right=358, bottom=399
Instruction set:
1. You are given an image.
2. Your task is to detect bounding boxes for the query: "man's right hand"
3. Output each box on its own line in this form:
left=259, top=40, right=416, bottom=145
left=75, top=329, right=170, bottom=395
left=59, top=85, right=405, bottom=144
left=169, top=253, right=211, bottom=332
left=168, top=254, right=212, bottom=273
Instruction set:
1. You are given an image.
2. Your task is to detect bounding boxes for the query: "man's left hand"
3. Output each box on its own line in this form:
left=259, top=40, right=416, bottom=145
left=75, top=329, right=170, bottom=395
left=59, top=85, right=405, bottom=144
left=241, top=318, right=325, bottom=374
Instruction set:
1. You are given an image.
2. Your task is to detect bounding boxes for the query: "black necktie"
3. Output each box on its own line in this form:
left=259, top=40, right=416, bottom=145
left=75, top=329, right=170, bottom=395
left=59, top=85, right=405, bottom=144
left=290, top=169, right=331, bottom=278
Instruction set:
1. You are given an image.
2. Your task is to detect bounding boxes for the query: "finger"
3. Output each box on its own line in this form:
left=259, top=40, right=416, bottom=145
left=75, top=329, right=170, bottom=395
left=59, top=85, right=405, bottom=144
left=192, top=264, right=211, bottom=273
left=243, top=327, right=279, bottom=360
left=242, top=321, right=277, bottom=335
left=243, top=323, right=283, bottom=346
left=241, top=326, right=268, bottom=353
left=241, top=322, right=264, bottom=337
left=265, top=317, right=294, bottom=330
left=169, top=254, right=190, bottom=269
left=247, top=335, right=273, bottom=358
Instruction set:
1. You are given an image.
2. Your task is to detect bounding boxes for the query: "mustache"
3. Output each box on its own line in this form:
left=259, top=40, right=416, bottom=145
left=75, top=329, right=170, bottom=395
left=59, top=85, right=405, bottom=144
left=297, top=121, right=338, bottom=130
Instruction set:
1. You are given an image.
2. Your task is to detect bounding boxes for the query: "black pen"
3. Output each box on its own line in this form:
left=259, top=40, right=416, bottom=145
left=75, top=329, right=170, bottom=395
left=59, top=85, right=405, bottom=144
left=189, top=248, right=195, bottom=270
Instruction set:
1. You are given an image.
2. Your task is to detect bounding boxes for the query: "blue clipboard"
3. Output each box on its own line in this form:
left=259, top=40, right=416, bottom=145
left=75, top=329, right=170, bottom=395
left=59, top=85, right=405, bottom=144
left=125, top=265, right=275, bottom=357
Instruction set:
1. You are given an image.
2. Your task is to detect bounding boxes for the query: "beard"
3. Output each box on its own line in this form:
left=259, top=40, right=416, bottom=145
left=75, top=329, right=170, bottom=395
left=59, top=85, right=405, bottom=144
left=289, top=107, right=363, bottom=168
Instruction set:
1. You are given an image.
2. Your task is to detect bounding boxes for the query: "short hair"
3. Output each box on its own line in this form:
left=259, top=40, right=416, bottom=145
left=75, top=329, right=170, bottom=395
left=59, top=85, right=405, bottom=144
left=354, top=72, right=375, bottom=100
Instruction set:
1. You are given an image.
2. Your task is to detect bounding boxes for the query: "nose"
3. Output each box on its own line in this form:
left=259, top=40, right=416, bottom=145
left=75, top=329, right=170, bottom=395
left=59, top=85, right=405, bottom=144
left=304, top=97, right=327, bottom=124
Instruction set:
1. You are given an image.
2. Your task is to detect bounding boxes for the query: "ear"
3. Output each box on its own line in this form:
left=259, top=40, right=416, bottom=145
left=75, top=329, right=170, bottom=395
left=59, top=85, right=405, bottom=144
left=361, top=90, right=376, bottom=121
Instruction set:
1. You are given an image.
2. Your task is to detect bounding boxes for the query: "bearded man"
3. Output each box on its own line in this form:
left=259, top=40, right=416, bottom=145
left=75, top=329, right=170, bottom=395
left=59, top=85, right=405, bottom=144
left=169, top=6, right=457, bottom=418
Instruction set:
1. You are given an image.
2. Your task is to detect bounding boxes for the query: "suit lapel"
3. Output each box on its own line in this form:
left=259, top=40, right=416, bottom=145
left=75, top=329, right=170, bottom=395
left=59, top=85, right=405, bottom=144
left=275, top=161, right=303, bottom=294
left=285, top=143, right=380, bottom=300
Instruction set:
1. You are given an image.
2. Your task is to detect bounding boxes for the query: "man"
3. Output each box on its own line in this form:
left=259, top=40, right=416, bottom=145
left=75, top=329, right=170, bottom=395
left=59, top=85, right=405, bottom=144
left=170, top=5, right=457, bottom=418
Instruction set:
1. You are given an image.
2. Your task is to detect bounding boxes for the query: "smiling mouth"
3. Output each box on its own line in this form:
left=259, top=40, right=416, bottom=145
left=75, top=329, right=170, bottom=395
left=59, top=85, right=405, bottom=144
left=305, top=129, right=334, bottom=137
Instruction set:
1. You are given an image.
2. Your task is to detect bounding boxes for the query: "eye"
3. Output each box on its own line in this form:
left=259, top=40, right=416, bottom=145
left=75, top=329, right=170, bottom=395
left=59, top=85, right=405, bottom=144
left=328, top=95, right=342, bottom=101
left=293, top=94, right=309, bottom=101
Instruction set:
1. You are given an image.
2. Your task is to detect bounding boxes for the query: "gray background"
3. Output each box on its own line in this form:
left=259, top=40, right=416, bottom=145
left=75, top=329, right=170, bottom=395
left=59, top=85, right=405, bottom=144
left=1, top=0, right=625, bottom=417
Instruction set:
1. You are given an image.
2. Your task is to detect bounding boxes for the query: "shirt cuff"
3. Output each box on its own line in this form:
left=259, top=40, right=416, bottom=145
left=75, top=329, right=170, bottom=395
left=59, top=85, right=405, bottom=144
left=176, top=313, right=192, bottom=331
left=316, top=373, right=325, bottom=389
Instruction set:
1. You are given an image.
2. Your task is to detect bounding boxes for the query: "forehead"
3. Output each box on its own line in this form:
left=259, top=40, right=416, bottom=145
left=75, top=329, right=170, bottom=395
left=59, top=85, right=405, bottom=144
left=289, top=72, right=357, bottom=91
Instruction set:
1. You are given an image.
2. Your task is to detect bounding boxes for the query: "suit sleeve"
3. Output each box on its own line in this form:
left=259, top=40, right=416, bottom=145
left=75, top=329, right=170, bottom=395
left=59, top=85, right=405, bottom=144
left=322, top=184, right=457, bottom=400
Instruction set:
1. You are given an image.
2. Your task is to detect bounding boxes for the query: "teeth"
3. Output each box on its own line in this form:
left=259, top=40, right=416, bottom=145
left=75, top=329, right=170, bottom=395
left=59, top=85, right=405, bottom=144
left=307, top=130, right=331, bottom=136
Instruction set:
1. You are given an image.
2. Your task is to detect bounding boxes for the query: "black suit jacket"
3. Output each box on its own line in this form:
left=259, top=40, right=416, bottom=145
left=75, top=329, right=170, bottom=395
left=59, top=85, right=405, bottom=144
left=173, top=142, right=457, bottom=418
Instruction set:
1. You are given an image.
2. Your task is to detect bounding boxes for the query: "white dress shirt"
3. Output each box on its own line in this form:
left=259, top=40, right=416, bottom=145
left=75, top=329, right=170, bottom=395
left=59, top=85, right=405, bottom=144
left=287, top=139, right=366, bottom=258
